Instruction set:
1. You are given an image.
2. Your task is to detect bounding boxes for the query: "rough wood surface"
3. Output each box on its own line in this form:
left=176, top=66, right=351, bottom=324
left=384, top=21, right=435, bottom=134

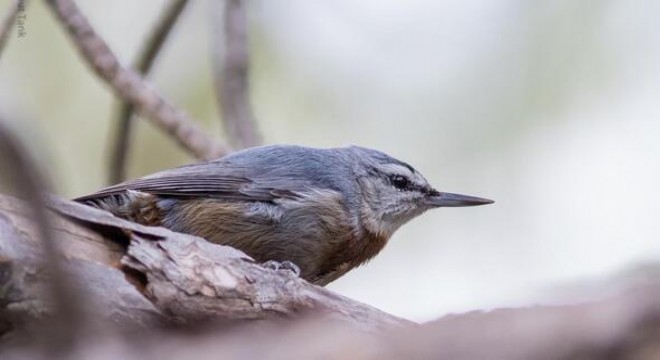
left=0, top=194, right=410, bottom=339
left=3, top=194, right=660, bottom=359
left=0, top=195, right=160, bottom=345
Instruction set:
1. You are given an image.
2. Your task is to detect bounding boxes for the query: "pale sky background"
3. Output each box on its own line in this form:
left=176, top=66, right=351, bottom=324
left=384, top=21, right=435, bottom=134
left=1, top=0, right=659, bottom=321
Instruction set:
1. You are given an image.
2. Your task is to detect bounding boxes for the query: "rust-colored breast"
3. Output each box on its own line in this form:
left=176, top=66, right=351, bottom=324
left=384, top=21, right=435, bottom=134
left=312, top=229, right=389, bottom=286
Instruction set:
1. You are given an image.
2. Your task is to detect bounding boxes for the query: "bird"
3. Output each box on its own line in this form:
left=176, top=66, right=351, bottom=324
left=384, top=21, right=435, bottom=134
left=76, top=145, right=493, bottom=286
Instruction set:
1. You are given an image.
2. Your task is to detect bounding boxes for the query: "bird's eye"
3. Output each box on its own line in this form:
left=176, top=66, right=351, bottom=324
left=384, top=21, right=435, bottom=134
left=389, top=175, right=410, bottom=190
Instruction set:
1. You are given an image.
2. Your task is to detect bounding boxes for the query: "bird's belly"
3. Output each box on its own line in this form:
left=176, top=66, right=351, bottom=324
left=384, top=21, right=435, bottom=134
left=162, top=198, right=359, bottom=283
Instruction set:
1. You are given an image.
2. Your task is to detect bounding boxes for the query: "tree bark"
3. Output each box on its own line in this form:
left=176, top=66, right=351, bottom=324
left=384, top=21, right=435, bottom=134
left=0, top=194, right=409, bottom=340
left=2, top=194, right=660, bottom=359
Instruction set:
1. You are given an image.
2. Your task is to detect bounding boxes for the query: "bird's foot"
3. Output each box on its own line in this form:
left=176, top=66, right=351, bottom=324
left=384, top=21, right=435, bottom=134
left=262, top=260, right=301, bottom=277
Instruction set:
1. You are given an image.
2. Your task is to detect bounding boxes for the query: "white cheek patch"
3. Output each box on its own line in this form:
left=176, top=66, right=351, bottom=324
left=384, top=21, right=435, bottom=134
left=379, top=163, right=415, bottom=178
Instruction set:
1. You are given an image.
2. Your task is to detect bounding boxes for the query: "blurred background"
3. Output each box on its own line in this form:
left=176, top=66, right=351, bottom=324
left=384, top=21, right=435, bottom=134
left=0, top=0, right=659, bottom=322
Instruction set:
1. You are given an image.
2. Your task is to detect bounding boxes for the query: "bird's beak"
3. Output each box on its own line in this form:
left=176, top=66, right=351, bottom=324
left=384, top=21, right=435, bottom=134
left=425, top=191, right=494, bottom=207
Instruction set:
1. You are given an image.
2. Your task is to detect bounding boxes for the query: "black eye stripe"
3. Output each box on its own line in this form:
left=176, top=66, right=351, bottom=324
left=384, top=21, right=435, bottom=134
left=366, top=166, right=425, bottom=192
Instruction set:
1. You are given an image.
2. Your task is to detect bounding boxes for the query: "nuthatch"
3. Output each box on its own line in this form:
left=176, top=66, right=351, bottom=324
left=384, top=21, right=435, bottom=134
left=77, top=145, right=493, bottom=285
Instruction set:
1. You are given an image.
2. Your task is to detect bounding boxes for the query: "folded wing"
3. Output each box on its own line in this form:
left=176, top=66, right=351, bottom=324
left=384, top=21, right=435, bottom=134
left=75, top=161, right=302, bottom=203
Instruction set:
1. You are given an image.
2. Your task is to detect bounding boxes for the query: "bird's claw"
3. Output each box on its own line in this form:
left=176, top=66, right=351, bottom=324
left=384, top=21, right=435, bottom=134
left=262, top=260, right=301, bottom=277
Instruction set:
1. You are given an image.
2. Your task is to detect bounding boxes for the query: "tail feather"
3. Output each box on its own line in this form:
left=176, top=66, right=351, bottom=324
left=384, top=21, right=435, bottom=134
left=80, top=190, right=163, bottom=226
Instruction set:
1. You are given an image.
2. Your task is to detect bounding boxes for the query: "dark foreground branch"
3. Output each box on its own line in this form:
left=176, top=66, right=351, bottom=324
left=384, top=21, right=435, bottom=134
left=0, top=120, right=95, bottom=352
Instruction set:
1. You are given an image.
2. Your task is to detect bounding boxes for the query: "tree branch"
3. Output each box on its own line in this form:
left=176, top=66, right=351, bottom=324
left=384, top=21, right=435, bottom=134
left=0, top=120, right=89, bottom=351
left=2, top=190, right=660, bottom=358
left=45, top=0, right=229, bottom=161
left=213, top=0, right=262, bottom=149
left=0, top=193, right=411, bottom=338
left=109, top=0, right=190, bottom=185
left=53, top=196, right=412, bottom=332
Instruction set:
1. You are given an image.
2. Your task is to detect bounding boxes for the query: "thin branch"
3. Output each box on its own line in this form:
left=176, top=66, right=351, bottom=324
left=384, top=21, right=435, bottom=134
left=134, top=1, right=190, bottom=75
left=213, top=0, right=262, bottom=149
left=109, top=0, right=190, bottom=185
left=0, top=119, right=86, bottom=351
left=45, top=0, right=230, bottom=161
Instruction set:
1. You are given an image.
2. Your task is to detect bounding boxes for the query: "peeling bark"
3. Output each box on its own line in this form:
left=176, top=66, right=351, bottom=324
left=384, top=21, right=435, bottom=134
left=2, top=194, right=660, bottom=359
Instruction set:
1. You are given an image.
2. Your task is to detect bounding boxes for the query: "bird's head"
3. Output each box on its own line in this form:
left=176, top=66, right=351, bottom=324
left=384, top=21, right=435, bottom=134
left=346, top=146, right=493, bottom=239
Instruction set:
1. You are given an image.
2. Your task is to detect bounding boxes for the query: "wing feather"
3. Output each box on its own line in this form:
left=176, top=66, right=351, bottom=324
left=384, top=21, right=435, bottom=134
left=75, top=161, right=302, bottom=203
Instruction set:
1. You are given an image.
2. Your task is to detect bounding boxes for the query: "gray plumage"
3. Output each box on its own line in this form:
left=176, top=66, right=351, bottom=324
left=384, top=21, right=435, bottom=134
left=77, top=145, right=493, bottom=285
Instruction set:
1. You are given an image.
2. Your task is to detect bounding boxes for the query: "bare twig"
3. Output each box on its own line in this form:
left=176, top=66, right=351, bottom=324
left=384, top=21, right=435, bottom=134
left=45, top=0, right=229, bottom=161
left=0, top=0, right=23, bottom=57
left=109, top=0, right=190, bottom=184
left=133, top=0, right=190, bottom=76
left=213, top=0, right=262, bottom=149
left=0, top=119, right=85, bottom=351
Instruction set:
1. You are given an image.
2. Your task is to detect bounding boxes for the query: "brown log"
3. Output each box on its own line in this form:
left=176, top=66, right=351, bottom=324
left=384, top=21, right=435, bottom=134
left=3, top=193, right=660, bottom=359
left=0, top=194, right=410, bottom=340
